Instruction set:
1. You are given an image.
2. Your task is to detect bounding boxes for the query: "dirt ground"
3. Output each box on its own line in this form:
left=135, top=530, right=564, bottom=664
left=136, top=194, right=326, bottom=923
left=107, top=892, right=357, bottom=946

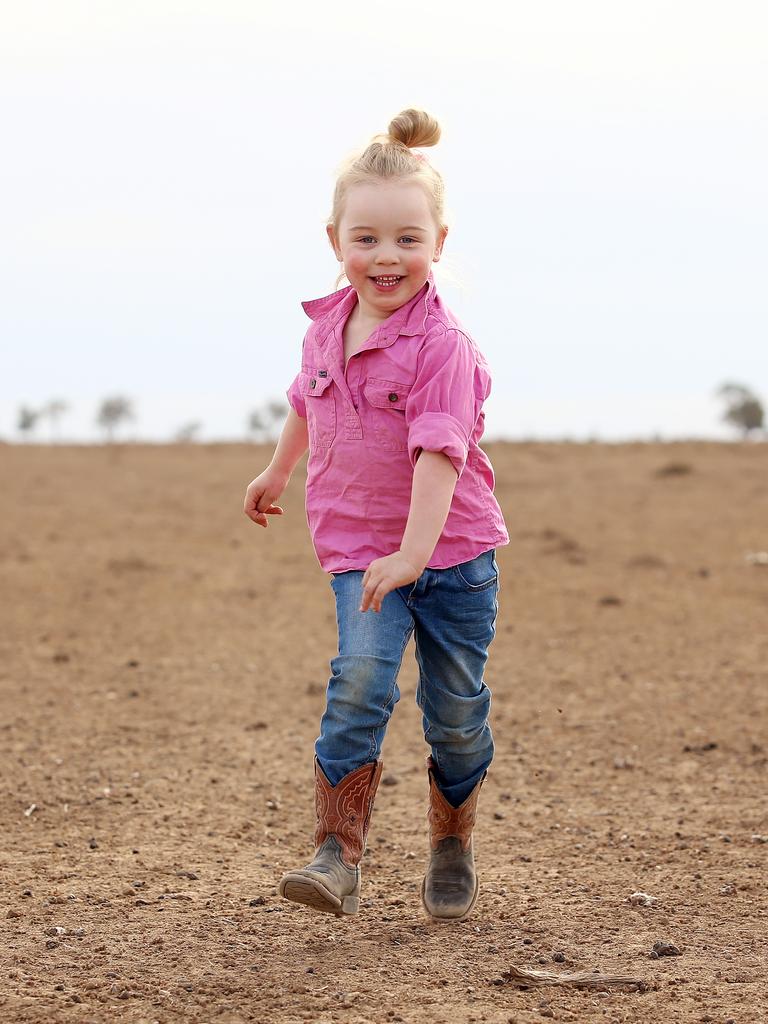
left=1, top=440, right=766, bottom=1024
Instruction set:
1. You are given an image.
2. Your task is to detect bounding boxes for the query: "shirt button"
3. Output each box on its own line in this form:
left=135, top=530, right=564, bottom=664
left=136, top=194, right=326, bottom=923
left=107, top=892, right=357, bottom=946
left=388, top=392, right=398, bottom=403
left=310, top=378, right=317, bottom=389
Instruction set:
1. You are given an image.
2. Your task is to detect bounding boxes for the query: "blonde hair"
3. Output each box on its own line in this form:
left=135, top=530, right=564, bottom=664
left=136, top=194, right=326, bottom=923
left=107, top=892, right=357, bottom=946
left=329, top=109, right=447, bottom=289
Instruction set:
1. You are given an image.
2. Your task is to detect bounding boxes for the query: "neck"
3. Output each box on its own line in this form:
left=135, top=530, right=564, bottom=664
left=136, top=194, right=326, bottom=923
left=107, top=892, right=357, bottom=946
left=350, top=299, right=391, bottom=326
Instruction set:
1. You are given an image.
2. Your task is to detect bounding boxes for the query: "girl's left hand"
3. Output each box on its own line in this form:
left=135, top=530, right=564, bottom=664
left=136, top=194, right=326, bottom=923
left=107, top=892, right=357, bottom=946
left=360, top=552, right=423, bottom=613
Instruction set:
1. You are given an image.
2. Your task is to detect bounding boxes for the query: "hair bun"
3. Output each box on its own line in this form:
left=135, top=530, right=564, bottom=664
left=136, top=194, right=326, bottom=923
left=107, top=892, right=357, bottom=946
left=387, top=109, right=441, bottom=150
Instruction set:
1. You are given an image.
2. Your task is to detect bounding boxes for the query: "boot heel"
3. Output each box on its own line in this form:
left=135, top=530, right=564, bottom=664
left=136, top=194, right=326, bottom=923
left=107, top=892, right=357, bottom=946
left=338, top=893, right=360, bottom=915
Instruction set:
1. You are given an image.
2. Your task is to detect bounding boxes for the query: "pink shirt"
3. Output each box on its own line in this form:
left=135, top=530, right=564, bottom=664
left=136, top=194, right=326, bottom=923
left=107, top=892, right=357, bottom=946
left=286, top=270, right=510, bottom=573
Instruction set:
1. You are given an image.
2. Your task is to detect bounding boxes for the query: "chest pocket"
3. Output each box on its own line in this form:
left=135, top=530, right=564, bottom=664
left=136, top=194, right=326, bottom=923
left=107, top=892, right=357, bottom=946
left=362, top=377, right=413, bottom=452
left=300, top=370, right=336, bottom=448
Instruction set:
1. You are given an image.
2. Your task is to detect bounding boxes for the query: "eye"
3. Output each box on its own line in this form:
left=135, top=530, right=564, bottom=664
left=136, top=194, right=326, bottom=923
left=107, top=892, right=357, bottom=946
left=399, top=236, right=418, bottom=245
left=358, top=236, right=376, bottom=243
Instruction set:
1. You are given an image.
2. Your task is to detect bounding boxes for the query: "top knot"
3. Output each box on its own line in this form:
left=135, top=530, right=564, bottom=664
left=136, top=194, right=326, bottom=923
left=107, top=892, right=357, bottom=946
left=386, top=109, right=441, bottom=150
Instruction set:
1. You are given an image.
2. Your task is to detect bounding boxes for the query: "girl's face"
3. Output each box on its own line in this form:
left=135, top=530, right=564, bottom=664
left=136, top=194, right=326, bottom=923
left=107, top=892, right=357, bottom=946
left=327, top=180, right=448, bottom=320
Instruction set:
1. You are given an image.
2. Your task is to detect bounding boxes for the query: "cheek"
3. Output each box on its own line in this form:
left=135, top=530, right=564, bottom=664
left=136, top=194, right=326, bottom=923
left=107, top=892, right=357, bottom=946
left=404, top=249, right=431, bottom=272
left=344, top=251, right=370, bottom=275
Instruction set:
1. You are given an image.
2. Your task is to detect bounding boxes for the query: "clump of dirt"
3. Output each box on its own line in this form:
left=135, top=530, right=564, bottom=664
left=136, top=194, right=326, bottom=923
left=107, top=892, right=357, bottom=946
left=655, top=461, right=693, bottom=476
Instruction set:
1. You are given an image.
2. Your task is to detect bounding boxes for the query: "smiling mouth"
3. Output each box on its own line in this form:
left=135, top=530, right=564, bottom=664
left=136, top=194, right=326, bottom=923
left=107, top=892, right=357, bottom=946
left=370, top=275, right=404, bottom=289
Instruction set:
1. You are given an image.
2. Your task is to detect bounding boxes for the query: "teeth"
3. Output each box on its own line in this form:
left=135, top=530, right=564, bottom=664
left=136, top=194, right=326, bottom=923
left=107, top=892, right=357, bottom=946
left=374, top=275, right=401, bottom=287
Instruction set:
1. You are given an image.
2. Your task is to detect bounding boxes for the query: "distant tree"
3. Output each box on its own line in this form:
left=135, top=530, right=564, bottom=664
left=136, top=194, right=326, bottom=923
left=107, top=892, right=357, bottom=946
left=265, top=400, right=289, bottom=441
left=248, top=400, right=289, bottom=443
left=247, top=409, right=267, bottom=442
left=96, top=396, right=135, bottom=443
left=17, top=405, right=40, bottom=442
left=174, top=421, right=202, bottom=443
left=717, top=382, right=765, bottom=438
left=40, top=398, right=69, bottom=443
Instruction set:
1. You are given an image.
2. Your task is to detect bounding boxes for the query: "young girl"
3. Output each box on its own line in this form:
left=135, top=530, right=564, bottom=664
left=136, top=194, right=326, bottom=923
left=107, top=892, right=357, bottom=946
left=244, top=109, right=509, bottom=921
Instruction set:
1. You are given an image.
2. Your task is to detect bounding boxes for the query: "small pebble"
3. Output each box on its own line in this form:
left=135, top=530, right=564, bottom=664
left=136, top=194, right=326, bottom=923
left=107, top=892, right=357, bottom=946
left=628, top=891, right=657, bottom=907
left=552, top=951, right=566, bottom=963
left=651, top=941, right=681, bottom=957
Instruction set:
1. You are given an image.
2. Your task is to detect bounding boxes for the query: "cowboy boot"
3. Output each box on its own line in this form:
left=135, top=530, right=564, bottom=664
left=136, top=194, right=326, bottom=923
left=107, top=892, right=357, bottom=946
left=421, top=756, right=486, bottom=921
left=278, top=757, right=382, bottom=917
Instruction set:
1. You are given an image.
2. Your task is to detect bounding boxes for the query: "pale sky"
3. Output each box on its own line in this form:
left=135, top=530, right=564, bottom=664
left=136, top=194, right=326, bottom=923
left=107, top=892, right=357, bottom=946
left=2, top=0, right=766, bottom=442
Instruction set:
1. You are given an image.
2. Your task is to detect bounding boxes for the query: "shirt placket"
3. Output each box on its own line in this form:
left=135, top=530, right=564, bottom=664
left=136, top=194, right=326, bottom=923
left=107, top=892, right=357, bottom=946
left=323, top=319, right=403, bottom=442
left=344, top=356, right=363, bottom=438
left=320, top=320, right=363, bottom=441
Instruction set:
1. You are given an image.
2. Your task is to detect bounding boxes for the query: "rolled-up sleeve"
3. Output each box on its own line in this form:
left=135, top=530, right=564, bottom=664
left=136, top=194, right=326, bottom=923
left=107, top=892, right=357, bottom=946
left=286, top=371, right=306, bottom=418
left=286, top=332, right=308, bottom=418
left=405, top=329, right=486, bottom=478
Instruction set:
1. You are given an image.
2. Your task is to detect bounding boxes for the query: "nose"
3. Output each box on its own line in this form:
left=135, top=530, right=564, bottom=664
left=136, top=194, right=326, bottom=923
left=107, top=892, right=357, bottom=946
left=374, top=245, right=400, bottom=266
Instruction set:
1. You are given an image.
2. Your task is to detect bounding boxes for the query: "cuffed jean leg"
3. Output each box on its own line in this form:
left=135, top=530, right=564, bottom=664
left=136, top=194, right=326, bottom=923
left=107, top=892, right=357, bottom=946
left=315, top=571, right=415, bottom=785
left=412, top=552, right=499, bottom=807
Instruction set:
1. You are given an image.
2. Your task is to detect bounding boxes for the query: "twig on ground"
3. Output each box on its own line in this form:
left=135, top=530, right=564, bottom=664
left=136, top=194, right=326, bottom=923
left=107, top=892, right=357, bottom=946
left=498, top=965, right=647, bottom=992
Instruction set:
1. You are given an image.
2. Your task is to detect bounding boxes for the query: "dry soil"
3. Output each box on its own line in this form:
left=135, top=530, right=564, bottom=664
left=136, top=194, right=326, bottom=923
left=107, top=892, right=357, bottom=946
left=1, top=441, right=766, bottom=1024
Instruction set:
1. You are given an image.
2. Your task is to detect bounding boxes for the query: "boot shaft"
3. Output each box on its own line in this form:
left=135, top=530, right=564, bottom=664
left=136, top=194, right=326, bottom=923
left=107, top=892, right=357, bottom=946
left=426, top=756, right=485, bottom=853
left=314, top=758, right=383, bottom=866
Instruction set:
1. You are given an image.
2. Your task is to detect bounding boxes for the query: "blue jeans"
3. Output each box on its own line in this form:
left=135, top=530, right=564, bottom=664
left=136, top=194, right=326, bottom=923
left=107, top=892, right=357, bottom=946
left=315, top=549, right=499, bottom=807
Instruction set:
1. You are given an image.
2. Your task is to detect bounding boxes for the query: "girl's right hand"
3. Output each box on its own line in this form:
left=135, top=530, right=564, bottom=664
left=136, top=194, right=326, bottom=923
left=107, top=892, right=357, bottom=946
left=243, top=469, right=288, bottom=528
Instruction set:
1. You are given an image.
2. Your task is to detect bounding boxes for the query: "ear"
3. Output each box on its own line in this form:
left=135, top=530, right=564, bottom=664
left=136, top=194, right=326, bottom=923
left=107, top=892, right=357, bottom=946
left=433, top=225, right=449, bottom=262
left=326, top=224, right=343, bottom=261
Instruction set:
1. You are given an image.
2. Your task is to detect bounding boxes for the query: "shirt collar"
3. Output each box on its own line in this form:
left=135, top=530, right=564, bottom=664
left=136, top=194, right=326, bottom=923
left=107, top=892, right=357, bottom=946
left=301, top=269, right=437, bottom=338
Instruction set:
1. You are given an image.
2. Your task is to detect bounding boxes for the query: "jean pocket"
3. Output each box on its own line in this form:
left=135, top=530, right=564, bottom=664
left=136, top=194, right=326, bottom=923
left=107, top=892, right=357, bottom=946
left=452, top=550, right=498, bottom=591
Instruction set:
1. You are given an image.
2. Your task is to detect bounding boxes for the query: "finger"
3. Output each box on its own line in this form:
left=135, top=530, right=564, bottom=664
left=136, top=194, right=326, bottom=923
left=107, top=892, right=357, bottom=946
left=248, top=502, right=282, bottom=523
left=371, top=580, right=391, bottom=613
left=362, top=578, right=387, bottom=613
left=359, top=577, right=376, bottom=613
